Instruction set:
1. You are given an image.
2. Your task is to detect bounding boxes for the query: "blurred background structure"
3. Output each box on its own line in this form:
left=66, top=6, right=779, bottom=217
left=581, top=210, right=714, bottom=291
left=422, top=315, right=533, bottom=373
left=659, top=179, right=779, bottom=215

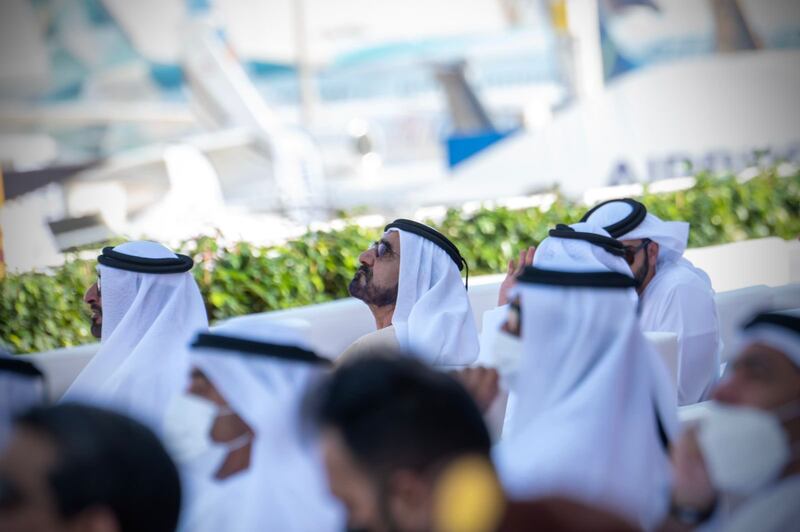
left=1, top=0, right=799, bottom=271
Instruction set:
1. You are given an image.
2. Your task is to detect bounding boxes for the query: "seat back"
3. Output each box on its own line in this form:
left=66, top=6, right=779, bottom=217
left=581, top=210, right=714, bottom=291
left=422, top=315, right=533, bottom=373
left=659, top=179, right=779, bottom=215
left=714, top=285, right=774, bottom=364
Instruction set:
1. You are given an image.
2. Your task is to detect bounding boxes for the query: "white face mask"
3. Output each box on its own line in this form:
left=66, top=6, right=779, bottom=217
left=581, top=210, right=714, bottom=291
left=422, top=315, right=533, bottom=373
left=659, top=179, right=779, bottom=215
left=163, top=394, right=252, bottom=479
left=489, top=329, right=524, bottom=385
left=698, top=401, right=799, bottom=495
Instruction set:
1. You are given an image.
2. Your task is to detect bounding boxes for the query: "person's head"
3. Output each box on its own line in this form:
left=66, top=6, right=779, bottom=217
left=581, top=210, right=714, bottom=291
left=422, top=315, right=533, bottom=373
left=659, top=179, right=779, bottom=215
left=165, top=318, right=328, bottom=485
left=313, top=354, right=491, bottom=532
left=499, top=222, right=636, bottom=339
left=713, top=313, right=800, bottom=411
left=84, top=241, right=197, bottom=340
left=83, top=274, right=102, bottom=339
left=711, top=312, right=800, bottom=473
left=620, top=238, right=659, bottom=294
left=0, top=403, right=181, bottom=532
left=349, top=230, right=401, bottom=308
left=698, top=313, right=800, bottom=490
left=183, top=367, right=254, bottom=479
left=581, top=198, right=689, bottom=295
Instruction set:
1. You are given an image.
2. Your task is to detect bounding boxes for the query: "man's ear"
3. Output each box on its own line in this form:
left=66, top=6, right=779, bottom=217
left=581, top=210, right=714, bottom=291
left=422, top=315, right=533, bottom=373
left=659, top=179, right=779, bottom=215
left=66, top=506, right=120, bottom=532
left=387, top=469, right=432, bottom=531
left=647, top=240, right=660, bottom=263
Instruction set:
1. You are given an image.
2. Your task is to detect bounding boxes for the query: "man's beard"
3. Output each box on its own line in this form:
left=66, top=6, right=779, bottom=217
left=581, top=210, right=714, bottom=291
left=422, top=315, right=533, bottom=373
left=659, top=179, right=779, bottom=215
left=349, top=266, right=398, bottom=307
left=633, top=255, right=653, bottom=295
left=89, top=306, right=102, bottom=339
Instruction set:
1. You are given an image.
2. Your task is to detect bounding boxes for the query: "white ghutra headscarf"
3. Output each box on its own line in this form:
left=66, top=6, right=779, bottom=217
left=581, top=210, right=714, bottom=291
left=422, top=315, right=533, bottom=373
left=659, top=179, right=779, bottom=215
left=495, top=222, right=677, bottom=530
left=737, top=310, right=800, bottom=367
left=62, top=241, right=208, bottom=428
left=386, top=219, right=479, bottom=367
left=181, top=316, right=343, bottom=532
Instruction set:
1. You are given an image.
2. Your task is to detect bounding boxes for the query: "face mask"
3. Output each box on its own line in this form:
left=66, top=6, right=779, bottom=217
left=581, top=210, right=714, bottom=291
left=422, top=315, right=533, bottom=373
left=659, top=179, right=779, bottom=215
left=489, top=329, right=524, bottom=385
left=163, top=394, right=252, bottom=479
left=697, top=401, right=800, bottom=495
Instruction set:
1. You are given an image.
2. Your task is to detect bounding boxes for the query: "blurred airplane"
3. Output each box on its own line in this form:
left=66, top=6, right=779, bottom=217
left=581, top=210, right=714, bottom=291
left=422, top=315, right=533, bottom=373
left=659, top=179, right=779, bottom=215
left=1, top=0, right=799, bottom=272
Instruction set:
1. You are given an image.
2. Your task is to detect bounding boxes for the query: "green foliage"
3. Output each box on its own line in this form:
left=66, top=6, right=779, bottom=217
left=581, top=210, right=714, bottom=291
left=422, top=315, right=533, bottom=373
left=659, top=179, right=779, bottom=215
left=2, top=168, right=798, bottom=354
left=0, top=258, right=96, bottom=353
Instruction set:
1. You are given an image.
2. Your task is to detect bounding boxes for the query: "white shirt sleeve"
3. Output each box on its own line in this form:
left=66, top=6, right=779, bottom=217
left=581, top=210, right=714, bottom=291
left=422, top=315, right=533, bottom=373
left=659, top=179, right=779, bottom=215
left=655, top=283, right=721, bottom=405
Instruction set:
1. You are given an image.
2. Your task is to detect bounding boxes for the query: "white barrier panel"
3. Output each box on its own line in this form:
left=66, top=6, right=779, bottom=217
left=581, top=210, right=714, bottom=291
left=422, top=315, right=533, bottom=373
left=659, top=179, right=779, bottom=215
left=715, top=285, right=774, bottom=364
left=465, top=274, right=504, bottom=330
left=21, top=343, right=99, bottom=401
left=684, top=238, right=798, bottom=293
left=243, top=298, right=375, bottom=359
left=771, top=283, right=800, bottom=312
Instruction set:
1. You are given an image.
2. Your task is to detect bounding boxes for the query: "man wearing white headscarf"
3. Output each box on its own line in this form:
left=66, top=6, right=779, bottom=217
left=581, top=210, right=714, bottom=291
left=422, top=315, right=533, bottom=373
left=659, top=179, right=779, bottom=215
left=668, top=311, right=800, bottom=532
left=581, top=198, right=722, bottom=405
left=62, top=241, right=208, bottom=428
left=0, top=354, right=45, bottom=450
left=491, top=222, right=678, bottom=530
left=163, top=316, right=343, bottom=532
left=342, top=219, right=479, bottom=366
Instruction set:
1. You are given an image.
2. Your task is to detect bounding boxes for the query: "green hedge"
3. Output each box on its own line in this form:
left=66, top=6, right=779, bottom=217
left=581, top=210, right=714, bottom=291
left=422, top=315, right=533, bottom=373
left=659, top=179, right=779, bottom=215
left=2, top=168, right=798, bottom=354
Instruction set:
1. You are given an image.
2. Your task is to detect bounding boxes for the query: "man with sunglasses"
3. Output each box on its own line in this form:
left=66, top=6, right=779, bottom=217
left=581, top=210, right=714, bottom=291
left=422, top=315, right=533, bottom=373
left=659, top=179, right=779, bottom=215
left=582, top=198, right=721, bottom=405
left=342, top=219, right=479, bottom=366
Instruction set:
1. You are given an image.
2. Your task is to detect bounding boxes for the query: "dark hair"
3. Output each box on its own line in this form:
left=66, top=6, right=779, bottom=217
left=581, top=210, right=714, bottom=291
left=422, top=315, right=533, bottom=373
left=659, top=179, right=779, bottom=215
left=313, top=354, right=491, bottom=477
left=15, top=403, right=181, bottom=532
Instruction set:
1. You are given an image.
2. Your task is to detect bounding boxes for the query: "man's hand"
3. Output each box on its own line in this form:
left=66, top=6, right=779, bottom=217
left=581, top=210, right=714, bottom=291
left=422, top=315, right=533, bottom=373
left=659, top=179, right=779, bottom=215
left=451, top=367, right=500, bottom=414
left=670, top=427, right=717, bottom=512
left=497, top=247, right=535, bottom=306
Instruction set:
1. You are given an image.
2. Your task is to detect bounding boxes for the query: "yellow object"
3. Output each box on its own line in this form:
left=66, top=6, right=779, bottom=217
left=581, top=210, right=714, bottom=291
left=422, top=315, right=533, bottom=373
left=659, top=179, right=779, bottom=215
left=433, top=455, right=505, bottom=532
left=551, top=0, right=569, bottom=34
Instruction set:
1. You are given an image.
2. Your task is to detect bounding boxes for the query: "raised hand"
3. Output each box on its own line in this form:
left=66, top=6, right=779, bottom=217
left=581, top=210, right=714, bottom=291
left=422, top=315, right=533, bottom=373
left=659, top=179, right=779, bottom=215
left=670, top=427, right=717, bottom=513
left=497, top=246, right=535, bottom=306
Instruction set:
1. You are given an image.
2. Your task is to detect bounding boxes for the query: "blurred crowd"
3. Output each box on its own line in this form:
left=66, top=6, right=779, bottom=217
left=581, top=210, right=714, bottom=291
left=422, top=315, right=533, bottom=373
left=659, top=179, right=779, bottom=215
left=1, top=198, right=798, bottom=532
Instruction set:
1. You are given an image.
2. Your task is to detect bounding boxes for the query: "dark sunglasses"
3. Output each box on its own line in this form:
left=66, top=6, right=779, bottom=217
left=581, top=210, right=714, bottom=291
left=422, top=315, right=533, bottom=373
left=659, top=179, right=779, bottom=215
left=369, top=240, right=394, bottom=259
left=506, top=299, right=522, bottom=334
left=623, top=239, right=651, bottom=265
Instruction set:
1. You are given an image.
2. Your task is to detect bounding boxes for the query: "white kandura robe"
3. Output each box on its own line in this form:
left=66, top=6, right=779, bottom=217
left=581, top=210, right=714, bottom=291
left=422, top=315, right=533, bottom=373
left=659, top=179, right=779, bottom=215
left=639, top=258, right=721, bottom=405
left=584, top=203, right=722, bottom=406
left=179, top=467, right=250, bottom=532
